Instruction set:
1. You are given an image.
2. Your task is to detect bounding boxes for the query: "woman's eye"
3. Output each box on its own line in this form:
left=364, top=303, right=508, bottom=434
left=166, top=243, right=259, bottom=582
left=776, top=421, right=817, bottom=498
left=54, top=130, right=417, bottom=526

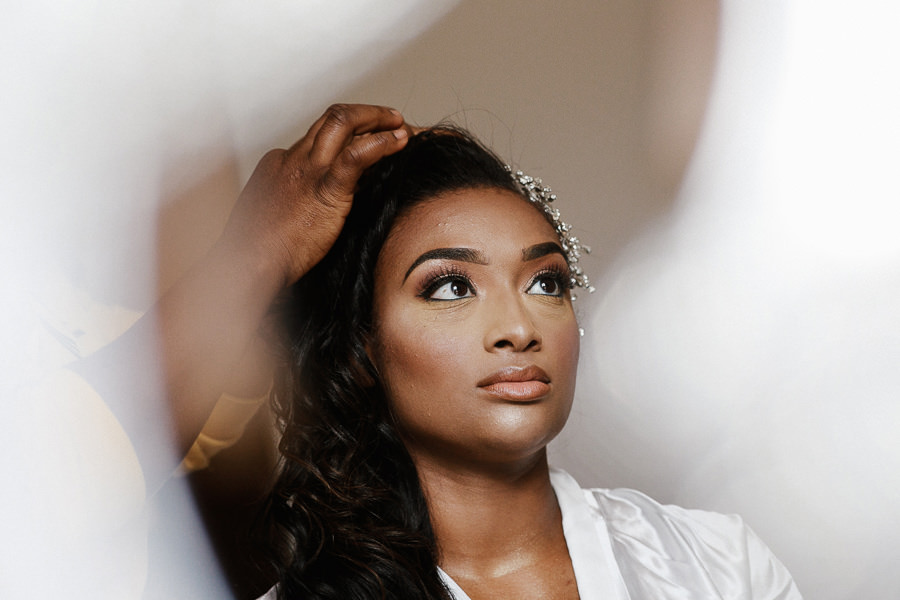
left=428, top=278, right=474, bottom=300
left=527, top=275, right=563, bottom=297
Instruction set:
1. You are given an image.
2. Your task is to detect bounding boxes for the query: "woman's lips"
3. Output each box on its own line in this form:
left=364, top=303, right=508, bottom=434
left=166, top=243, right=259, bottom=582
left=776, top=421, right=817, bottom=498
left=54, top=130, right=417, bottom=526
left=478, top=366, right=551, bottom=401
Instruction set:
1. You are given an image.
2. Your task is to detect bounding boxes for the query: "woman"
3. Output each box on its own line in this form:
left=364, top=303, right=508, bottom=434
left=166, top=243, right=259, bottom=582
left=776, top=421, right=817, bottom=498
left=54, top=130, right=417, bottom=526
left=94, top=104, right=799, bottom=598
left=260, top=116, right=584, bottom=599
left=215, top=104, right=799, bottom=599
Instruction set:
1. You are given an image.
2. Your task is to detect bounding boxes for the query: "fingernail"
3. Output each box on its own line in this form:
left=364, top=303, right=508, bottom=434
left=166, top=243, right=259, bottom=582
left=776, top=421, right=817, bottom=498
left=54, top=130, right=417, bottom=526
left=389, top=108, right=401, bottom=116
left=392, top=128, right=408, bottom=140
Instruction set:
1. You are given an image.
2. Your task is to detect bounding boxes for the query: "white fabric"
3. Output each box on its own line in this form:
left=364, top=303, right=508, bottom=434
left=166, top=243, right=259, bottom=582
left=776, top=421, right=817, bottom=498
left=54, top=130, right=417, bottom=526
left=439, top=468, right=802, bottom=599
left=259, top=468, right=801, bottom=599
left=4, top=369, right=148, bottom=598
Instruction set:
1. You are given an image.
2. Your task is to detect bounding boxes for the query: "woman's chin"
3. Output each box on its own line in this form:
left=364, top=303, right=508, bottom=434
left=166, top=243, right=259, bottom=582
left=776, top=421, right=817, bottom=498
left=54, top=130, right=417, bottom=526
left=432, top=414, right=569, bottom=471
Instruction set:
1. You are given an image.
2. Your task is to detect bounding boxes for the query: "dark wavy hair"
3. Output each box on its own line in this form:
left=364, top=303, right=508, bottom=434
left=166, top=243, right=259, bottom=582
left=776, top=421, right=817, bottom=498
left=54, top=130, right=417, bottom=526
left=261, top=127, right=522, bottom=599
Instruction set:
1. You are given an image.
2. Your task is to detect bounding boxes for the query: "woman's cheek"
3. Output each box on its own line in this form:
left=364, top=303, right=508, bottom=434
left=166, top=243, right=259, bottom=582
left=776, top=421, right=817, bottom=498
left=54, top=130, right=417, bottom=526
left=398, top=319, right=466, bottom=386
left=378, top=312, right=460, bottom=394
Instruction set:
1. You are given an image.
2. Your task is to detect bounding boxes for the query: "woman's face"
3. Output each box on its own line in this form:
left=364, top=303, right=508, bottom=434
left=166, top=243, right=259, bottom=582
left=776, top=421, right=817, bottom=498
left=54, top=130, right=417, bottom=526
left=369, top=187, right=580, bottom=470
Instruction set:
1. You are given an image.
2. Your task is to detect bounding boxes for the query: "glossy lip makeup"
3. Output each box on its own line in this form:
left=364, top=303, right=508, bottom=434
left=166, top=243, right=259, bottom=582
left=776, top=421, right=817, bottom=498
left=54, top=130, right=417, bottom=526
left=477, top=365, right=551, bottom=402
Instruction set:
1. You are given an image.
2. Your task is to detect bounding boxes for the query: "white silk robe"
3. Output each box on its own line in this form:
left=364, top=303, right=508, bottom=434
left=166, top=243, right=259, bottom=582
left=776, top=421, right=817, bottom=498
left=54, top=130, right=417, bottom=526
left=439, top=469, right=801, bottom=599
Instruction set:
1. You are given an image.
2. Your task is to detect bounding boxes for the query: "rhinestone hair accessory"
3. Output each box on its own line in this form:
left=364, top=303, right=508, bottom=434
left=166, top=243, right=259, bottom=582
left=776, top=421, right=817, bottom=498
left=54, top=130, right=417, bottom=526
left=507, top=167, right=595, bottom=295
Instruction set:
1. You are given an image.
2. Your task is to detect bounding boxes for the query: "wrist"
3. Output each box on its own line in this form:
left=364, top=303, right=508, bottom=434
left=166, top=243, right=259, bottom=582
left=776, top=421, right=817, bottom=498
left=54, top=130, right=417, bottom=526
left=208, top=233, right=288, bottom=300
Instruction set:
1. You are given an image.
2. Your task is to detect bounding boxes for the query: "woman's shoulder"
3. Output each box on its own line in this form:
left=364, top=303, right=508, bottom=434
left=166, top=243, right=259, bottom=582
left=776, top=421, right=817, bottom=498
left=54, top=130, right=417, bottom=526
left=585, top=485, right=749, bottom=545
left=550, top=469, right=802, bottom=599
left=552, top=469, right=749, bottom=545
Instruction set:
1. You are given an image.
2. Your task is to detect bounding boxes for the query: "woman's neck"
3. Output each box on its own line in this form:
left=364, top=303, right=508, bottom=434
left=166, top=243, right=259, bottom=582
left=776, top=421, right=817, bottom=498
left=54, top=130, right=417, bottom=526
left=414, top=450, right=563, bottom=582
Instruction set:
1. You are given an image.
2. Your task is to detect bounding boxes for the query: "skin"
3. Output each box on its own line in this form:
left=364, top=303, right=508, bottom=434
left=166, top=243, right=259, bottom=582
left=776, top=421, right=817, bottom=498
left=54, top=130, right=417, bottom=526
left=90, top=103, right=581, bottom=596
left=369, top=188, right=582, bottom=599
left=84, top=104, right=414, bottom=487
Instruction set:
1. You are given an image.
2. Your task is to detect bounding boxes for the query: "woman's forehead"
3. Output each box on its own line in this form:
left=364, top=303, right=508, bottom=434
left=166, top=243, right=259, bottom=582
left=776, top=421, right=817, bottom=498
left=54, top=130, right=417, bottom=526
left=382, top=187, right=559, bottom=260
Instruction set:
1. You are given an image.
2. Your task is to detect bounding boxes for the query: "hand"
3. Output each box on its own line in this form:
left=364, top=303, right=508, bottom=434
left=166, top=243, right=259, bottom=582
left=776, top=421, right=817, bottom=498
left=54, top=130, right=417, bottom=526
left=220, top=104, right=411, bottom=288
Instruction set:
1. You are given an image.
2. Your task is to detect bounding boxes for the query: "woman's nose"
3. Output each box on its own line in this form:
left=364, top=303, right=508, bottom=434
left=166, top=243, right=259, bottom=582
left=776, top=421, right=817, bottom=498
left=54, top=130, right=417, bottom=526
left=483, top=294, right=542, bottom=352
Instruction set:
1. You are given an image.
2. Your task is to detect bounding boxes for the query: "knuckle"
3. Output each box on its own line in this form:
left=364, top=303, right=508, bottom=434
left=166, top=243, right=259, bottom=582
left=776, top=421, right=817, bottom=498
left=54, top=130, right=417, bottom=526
left=324, top=103, right=352, bottom=127
left=314, top=175, right=342, bottom=208
left=343, top=143, right=366, bottom=167
left=259, top=148, right=286, bottom=170
left=343, top=135, right=387, bottom=168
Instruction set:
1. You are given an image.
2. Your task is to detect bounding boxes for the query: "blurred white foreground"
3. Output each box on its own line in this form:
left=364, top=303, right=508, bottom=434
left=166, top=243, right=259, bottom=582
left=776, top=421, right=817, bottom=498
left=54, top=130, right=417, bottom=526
left=558, top=2, right=900, bottom=598
left=0, top=1, right=456, bottom=597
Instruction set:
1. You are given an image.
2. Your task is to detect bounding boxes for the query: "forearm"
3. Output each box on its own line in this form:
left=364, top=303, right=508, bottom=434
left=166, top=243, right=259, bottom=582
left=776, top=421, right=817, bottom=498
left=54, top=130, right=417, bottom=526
left=75, top=104, right=409, bottom=489
left=76, top=235, right=282, bottom=488
left=157, top=235, right=282, bottom=451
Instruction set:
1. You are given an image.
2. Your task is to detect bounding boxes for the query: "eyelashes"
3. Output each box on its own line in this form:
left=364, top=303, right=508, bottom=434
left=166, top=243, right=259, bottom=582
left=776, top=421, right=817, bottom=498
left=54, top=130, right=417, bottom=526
left=528, top=265, right=574, bottom=297
left=418, top=266, right=474, bottom=301
left=416, top=263, right=573, bottom=302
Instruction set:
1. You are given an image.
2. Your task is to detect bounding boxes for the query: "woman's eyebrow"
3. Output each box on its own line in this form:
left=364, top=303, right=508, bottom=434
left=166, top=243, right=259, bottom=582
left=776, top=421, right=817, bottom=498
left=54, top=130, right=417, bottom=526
left=403, top=247, right=487, bottom=282
left=522, top=241, right=565, bottom=262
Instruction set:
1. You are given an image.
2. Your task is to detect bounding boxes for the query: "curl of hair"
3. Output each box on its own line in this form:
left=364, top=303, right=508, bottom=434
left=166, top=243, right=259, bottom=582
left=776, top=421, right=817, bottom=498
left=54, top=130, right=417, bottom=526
left=260, top=127, right=521, bottom=599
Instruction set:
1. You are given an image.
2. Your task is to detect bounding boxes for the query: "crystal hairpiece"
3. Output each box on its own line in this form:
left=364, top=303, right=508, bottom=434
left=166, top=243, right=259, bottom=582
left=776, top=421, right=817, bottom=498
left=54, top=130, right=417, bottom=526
left=507, top=167, right=594, bottom=295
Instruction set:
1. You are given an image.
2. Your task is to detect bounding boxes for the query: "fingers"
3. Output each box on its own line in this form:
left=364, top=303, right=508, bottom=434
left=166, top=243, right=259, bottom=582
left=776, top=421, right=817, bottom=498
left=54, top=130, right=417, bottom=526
left=228, top=105, right=416, bottom=285
left=318, top=127, right=409, bottom=199
left=278, top=103, right=412, bottom=206
left=290, top=109, right=332, bottom=154
left=305, top=104, right=404, bottom=166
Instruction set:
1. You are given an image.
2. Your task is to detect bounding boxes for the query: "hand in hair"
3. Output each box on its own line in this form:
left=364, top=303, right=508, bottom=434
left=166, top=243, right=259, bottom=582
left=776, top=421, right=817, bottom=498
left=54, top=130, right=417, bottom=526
left=76, top=105, right=411, bottom=489
left=219, top=104, right=412, bottom=288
